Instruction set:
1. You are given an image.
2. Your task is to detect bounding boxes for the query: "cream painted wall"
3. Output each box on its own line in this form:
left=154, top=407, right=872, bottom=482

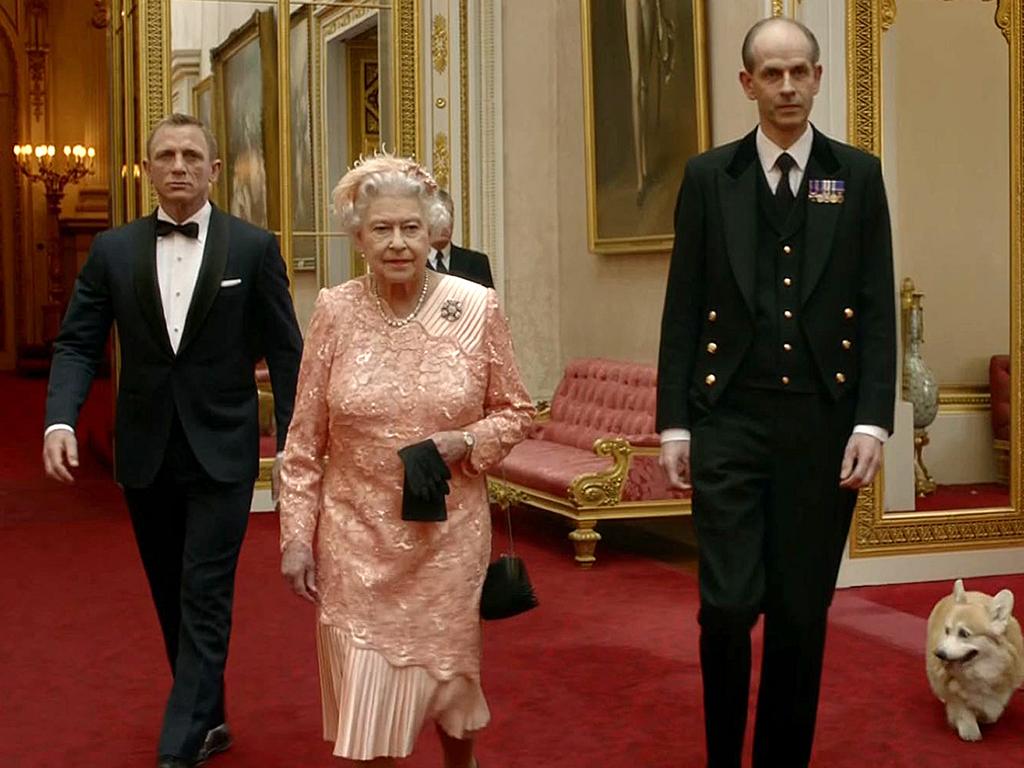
left=885, top=0, right=1010, bottom=387
left=501, top=0, right=762, bottom=399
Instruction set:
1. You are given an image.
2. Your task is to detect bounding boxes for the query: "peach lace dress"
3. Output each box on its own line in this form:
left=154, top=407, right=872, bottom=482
left=279, top=274, right=534, bottom=760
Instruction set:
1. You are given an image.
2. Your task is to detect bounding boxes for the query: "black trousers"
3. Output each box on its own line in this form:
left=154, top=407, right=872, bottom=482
left=123, top=417, right=253, bottom=760
left=689, top=386, right=858, bottom=768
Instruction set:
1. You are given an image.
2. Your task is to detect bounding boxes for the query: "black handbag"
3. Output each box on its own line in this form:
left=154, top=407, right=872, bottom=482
left=480, top=497, right=538, bottom=620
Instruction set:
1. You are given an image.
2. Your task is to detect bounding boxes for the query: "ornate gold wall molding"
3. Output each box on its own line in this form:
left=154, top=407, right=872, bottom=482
left=459, top=0, right=469, bottom=239
left=938, top=386, right=991, bottom=413
left=772, top=0, right=784, bottom=16
left=432, top=131, right=449, bottom=191
left=881, top=0, right=897, bottom=30
left=431, top=13, right=447, bottom=73
left=396, top=0, right=420, bottom=159
left=846, top=0, right=881, bottom=157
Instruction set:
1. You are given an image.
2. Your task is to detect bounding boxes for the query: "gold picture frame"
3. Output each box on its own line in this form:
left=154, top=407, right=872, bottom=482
left=581, top=0, right=710, bottom=254
left=210, top=9, right=281, bottom=231
left=192, top=74, right=213, bottom=136
left=289, top=5, right=318, bottom=273
left=846, top=0, right=1024, bottom=556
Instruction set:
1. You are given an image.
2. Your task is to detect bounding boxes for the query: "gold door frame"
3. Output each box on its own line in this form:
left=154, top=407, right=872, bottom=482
left=846, top=0, right=1024, bottom=555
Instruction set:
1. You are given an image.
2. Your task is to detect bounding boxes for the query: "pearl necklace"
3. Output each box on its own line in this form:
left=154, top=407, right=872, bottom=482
left=372, top=273, right=430, bottom=328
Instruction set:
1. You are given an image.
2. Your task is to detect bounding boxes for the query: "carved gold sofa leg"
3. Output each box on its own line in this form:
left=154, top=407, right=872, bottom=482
left=569, top=520, right=601, bottom=568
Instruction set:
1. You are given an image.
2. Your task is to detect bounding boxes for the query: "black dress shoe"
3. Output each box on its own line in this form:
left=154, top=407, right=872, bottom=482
left=197, top=723, right=233, bottom=762
left=157, top=758, right=197, bottom=768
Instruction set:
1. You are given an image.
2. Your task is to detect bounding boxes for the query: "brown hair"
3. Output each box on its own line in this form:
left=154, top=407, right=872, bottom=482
left=147, top=113, right=219, bottom=160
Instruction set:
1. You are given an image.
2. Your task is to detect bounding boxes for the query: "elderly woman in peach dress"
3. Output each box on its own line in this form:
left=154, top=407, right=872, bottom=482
left=278, top=154, right=534, bottom=768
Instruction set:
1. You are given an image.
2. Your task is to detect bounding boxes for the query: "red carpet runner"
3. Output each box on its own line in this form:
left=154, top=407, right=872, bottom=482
left=2, top=374, right=1022, bottom=766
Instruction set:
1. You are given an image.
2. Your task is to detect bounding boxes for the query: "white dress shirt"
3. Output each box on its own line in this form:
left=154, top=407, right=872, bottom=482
left=157, top=202, right=212, bottom=354
left=45, top=202, right=213, bottom=439
left=660, top=126, right=888, bottom=445
left=429, top=244, right=451, bottom=272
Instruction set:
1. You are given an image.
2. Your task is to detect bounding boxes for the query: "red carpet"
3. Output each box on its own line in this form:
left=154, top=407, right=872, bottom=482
left=3, top=373, right=1024, bottom=767
left=916, top=483, right=1010, bottom=512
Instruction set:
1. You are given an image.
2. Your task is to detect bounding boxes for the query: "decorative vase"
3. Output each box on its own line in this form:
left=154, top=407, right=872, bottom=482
left=901, top=278, right=939, bottom=496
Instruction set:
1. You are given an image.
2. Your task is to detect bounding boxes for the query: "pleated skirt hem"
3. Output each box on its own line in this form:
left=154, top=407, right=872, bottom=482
left=316, top=622, right=490, bottom=760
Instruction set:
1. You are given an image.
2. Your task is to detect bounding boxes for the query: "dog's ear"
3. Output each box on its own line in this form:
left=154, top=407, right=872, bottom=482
left=989, top=590, right=1015, bottom=635
left=953, top=579, right=967, bottom=603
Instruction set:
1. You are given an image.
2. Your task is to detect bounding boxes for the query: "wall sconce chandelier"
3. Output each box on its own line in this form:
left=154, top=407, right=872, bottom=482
left=13, top=143, right=97, bottom=341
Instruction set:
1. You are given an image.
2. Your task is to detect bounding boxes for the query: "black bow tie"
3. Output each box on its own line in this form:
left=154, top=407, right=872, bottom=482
left=156, top=219, right=200, bottom=239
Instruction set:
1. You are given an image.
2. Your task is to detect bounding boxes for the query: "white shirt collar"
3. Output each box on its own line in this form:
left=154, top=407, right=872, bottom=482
left=156, top=200, right=213, bottom=244
left=431, top=244, right=451, bottom=266
left=756, top=124, right=813, bottom=178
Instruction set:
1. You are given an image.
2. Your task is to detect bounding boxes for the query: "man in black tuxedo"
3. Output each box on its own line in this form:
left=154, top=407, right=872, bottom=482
left=656, top=19, right=895, bottom=768
left=42, top=114, right=302, bottom=768
left=427, top=189, right=495, bottom=287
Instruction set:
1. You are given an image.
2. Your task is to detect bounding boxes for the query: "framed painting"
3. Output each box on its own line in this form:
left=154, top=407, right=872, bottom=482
left=290, top=5, right=318, bottom=272
left=211, top=9, right=280, bottom=230
left=581, top=0, right=710, bottom=253
left=192, top=75, right=213, bottom=137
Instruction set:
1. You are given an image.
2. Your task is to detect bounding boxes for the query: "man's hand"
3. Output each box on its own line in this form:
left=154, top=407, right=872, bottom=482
left=281, top=541, right=318, bottom=603
left=43, top=430, right=79, bottom=483
left=271, top=454, right=283, bottom=506
left=839, top=433, right=884, bottom=490
left=659, top=439, right=691, bottom=491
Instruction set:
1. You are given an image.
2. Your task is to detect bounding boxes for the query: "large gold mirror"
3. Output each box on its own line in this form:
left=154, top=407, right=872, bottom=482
left=112, top=0, right=421, bottom=491
left=847, top=0, right=1023, bottom=554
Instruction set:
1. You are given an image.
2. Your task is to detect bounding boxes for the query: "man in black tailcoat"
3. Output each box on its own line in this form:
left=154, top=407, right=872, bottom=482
left=656, top=18, right=896, bottom=768
left=43, top=113, right=302, bottom=768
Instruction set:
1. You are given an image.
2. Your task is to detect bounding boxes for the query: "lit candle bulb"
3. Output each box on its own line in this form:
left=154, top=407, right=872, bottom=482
left=63, top=145, right=71, bottom=157
left=47, top=145, right=55, bottom=156
left=35, top=145, right=45, bottom=158
left=13, top=145, right=20, bottom=157
left=87, top=147, right=95, bottom=158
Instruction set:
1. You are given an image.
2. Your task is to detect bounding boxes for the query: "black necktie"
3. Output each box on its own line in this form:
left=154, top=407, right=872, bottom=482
left=433, top=255, right=449, bottom=274
left=774, top=152, right=796, bottom=214
left=156, top=219, right=200, bottom=239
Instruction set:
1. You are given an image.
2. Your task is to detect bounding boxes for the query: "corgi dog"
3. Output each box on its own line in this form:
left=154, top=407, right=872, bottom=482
left=926, top=578, right=1024, bottom=741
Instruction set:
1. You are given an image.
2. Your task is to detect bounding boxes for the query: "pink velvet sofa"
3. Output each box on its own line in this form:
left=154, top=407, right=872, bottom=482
left=487, top=358, right=691, bottom=566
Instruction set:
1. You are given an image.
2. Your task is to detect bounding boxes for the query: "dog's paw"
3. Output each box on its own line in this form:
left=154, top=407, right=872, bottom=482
left=955, top=717, right=982, bottom=742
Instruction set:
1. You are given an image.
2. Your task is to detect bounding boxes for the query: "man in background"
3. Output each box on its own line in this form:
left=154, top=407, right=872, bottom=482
left=428, top=189, right=495, bottom=288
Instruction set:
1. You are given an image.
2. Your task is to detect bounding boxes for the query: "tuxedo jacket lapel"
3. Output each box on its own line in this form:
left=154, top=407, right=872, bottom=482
left=133, top=212, right=174, bottom=357
left=801, top=130, right=846, bottom=305
left=178, top=205, right=229, bottom=354
left=717, top=130, right=759, bottom=315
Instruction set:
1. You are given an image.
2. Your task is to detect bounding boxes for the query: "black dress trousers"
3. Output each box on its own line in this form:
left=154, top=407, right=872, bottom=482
left=123, top=414, right=253, bottom=760
left=689, top=385, right=858, bottom=768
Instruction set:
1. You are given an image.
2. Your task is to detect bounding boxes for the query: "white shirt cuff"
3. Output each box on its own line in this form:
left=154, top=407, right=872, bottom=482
left=44, top=423, right=75, bottom=438
left=660, top=428, right=691, bottom=443
left=853, top=424, right=889, bottom=443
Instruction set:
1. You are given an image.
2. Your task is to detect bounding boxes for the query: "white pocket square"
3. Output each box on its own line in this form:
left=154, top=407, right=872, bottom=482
left=220, top=278, right=242, bottom=288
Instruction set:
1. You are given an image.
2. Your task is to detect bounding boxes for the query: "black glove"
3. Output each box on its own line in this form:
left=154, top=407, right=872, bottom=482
left=397, top=439, right=451, bottom=522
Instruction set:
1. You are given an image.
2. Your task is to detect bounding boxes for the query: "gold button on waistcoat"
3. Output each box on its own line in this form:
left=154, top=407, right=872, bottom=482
left=705, top=374, right=717, bottom=386
left=842, top=339, right=852, bottom=349
left=783, top=277, right=793, bottom=287
left=836, top=372, right=847, bottom=383
left=707, top=342, right=718, bottom=354
left=784, top=310, right=793, bottom=319
left=844, top=307, right=854, bottom=318
left=783, top=245, right=792, bottom=254
left=708, top=310, right=717, bottom=322
left=783, top=343, right=792, bottom=352
left=781, top=376, right=790, bottom=385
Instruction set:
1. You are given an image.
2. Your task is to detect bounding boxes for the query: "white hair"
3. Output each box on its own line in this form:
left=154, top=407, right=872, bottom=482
left=332, top=154, right=450, bottom=237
